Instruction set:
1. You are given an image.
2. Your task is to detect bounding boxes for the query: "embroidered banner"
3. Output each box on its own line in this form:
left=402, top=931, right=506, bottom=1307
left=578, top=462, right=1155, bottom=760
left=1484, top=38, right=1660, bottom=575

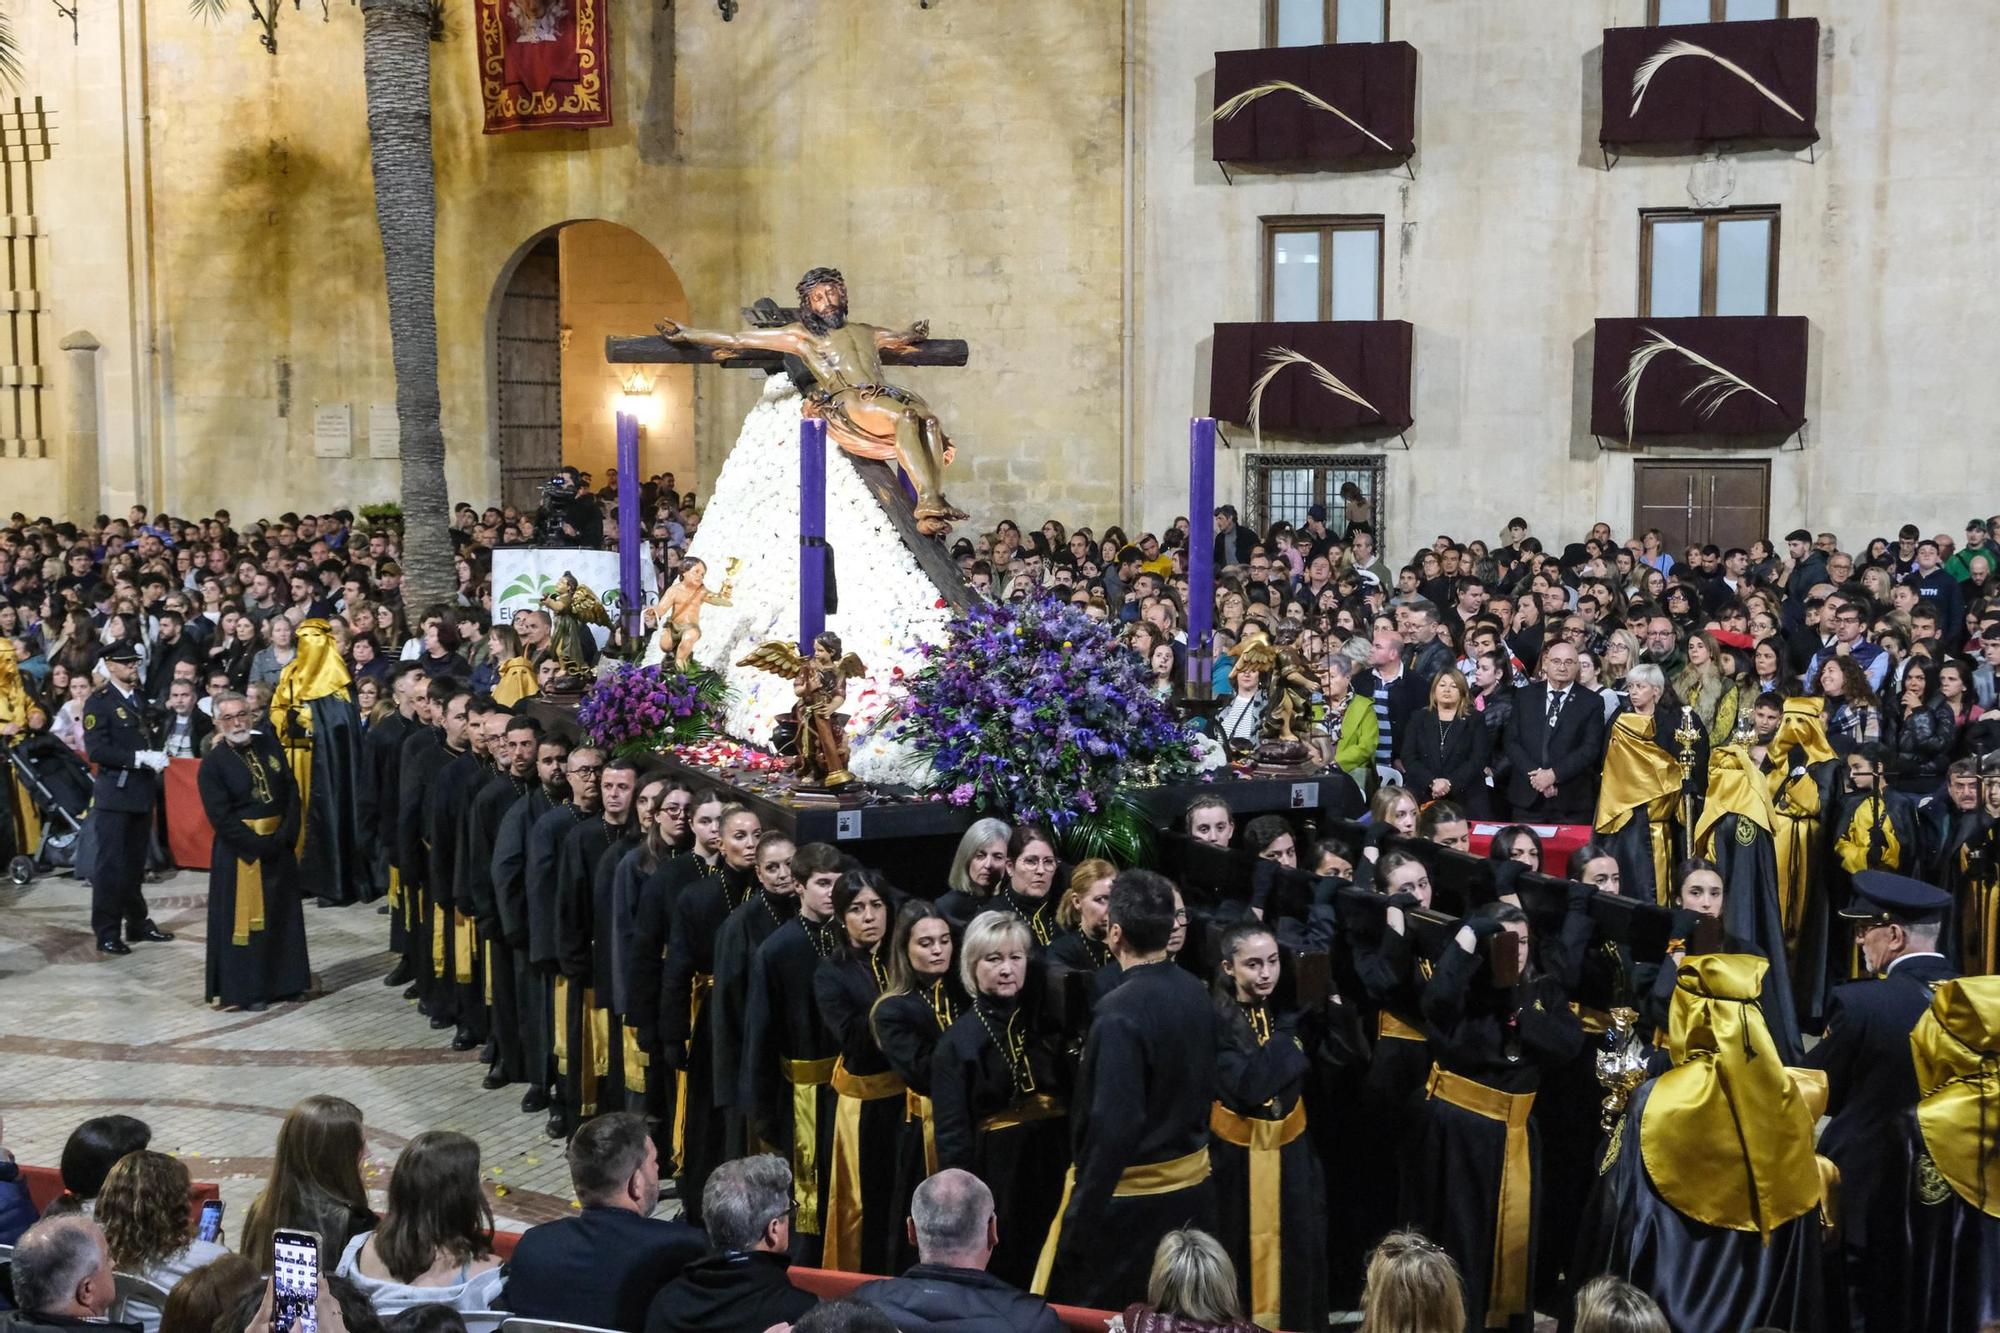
left=475, top=0, right=611, bottom=133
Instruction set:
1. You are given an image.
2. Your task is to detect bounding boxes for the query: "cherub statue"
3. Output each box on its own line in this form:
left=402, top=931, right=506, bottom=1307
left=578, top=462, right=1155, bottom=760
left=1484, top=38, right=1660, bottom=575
left=656, top=267, right=967, bottom=536
left=739, top=632, right=867, bottom=788
left=540, top=571, right=611, bottom=688
left=1233, top=623, right=1320, bottom=757
left=647, top=558, right=734, bottom=667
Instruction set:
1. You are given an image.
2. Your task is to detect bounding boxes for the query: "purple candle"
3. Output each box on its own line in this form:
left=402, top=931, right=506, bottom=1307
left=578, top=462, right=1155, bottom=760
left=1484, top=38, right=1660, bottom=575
left=1187, top=416, right=1217, bottom=682
left=615, top=411, right=642, bottom=638
left=800, top=416, right=828, bottom=653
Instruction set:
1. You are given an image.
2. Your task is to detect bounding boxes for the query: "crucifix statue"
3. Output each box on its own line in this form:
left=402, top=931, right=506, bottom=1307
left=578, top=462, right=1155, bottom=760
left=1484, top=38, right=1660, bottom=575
left=652, top=268, right=969, bottom=536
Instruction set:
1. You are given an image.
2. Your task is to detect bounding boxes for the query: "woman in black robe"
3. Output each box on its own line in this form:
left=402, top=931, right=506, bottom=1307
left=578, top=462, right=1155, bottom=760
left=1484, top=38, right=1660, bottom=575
left=1404, top=900, right=1584, bottom=1332
left=198, top=702, right=310, bottom=1010
left=1046, top=858, right=1116, bottom=975
left=1566, top=954, right=1831, bottom=1333
left=992, top=823, right=1064, bottom=952
left=710, top=830, right=801, bottom=1161
left=814, top=869, right=904, bottom=1274
left=870, top=899, right=962, bottom=1273
left=935, top=817, right=1012, bottom=936
left=931, top=908, right=1068, bottom=1290
left=1208, top=921, right=1328, bottom=1333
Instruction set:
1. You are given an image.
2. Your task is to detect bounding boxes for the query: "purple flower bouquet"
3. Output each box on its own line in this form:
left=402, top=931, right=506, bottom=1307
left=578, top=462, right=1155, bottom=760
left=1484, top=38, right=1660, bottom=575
left=577, top=664, right=727, bottom=758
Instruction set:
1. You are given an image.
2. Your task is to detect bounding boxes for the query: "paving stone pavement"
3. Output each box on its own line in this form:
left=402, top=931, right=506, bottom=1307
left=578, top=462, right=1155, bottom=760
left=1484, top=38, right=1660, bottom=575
left=0, top=869, right=592, bottom=1236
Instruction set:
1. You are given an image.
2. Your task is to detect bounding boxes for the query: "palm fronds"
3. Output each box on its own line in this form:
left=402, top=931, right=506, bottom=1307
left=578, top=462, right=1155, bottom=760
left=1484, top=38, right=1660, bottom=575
left=0, top=5, right=22, bottom=85
left=1059, top=793, right=1155, bottom=870
left=1631, top=39, right=1804, bottom=122
left=1615, top=327, right=1779, bottom=445
left=188, top=0, right=232, bottom=21
left=1212, top=79, right=1395, bottom=155
left=1247, top=347, right=1383, bottom=451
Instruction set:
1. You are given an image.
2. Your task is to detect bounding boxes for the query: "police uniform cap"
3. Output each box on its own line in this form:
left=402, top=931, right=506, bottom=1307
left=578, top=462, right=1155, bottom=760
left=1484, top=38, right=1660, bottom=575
left=101, top=641, right=142, bottom=664
left=1840, top=870, right=1951, bottom=926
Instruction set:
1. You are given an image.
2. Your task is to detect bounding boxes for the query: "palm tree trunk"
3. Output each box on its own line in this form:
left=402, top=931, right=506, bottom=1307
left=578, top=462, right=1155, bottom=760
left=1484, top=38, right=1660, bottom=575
left=360, top=0, right=452, bottom=611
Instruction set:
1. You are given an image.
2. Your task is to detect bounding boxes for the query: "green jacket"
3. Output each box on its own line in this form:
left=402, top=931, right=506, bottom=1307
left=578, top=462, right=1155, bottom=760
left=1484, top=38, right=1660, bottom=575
left=1329, top=691, right=1379, bottom=779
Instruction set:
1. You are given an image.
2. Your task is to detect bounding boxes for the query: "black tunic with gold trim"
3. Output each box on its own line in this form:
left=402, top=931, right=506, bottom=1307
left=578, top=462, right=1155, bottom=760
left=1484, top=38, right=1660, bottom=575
left=712, top=885, right=800, bottom=1158
left=198, top=731, right=308, bottom=1009
left=930, top=993, right=1068, bottom=1292
left=1405, top=923, right=1583, bottom=1332
left=668, top=859, right=757, bottom=1223
left=1208, top=994, right=1327, bottom=1333
left=873, top=976, right=960, bottom=1273
left=814, top=947, right=905, bottom=1275
left=743, top=912, right=842, bottom=1261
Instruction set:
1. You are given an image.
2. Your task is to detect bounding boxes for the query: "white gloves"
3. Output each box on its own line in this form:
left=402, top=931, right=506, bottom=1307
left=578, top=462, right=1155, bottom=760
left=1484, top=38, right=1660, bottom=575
left=136, top=750, right=170, bottom=772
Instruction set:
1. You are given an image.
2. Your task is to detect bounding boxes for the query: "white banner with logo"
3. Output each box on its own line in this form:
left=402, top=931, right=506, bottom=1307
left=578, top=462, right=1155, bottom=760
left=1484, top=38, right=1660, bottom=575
left=492, top=549, right=626, bottom=644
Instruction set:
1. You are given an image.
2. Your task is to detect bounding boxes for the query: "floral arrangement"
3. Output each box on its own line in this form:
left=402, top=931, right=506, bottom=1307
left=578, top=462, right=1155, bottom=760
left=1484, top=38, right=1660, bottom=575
left=577, top=663, right=727, bottom=757
left=670, top=738, right=793, bottom=773
left=897, top=593, right=1202, bottom=859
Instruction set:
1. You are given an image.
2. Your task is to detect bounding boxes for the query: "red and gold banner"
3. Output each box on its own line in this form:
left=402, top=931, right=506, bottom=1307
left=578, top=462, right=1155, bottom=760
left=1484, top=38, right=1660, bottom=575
left=475, top=0, right=611, bottom=133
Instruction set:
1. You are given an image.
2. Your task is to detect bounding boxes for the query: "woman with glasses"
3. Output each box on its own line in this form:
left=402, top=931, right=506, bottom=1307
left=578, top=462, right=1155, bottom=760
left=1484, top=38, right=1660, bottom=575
left=992, top=824, right=1064, bottom=951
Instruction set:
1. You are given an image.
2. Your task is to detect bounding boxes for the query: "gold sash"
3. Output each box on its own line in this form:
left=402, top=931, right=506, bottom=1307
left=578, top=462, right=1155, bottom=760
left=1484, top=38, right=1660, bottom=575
left=230, top=815, right=284, bottom=945
left=1210, top=1101, right=1307, bottom=1326
left=623, top=1021, right=649, bottom=1095
left=432, top=904, right=448, bottom=978
left=785, top=1054, right=838, bottom=1236
left=671, top=972, right=716, bottom=1172
left=11, top=772, right=41, bottom=860
left=1961, top=844, right=2000, bottom=976
left=1426, top=1065, right=1536, bottom=1326
left=1031, top=1146, right=1212, bottom=1295
left=1768, top=772, right=1822, bottom=953
left=554, top=975, right=570, bottom=1072
left=822, top=1060, right=909, bottom=1272
left=575, top=986, right=608, bottom=1116
left=484, top=945, right=494, bottom=1005
left=976, top=1092, right=1065, bottom=1134
left=906, top=1091, right=940, bottom=1177
left=1378, top=1011, right=1425, bottom=1042
left=387, top=864, right=402, bottom=913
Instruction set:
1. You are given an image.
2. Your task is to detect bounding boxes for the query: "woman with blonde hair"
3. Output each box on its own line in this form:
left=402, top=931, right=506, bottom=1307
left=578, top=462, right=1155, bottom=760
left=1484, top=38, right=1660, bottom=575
left=1048, top=858, right=1116, bottom=972
left=97, top=1151, right=233, bottom=1333
left=1356, top=1231, right=1465, bottom=1333
left=1120, top=1228, right=1267, bottom=1333
left=1569, top=1275, right=1668, bottom=1333
left=239, top=1094, right=377, bottom=1270
left=1369, top=783, right=1419, bottom=842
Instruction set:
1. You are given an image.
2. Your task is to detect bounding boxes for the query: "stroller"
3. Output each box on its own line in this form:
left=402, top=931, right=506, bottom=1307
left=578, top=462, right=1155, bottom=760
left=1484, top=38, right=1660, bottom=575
left=6, top=733, right=93, bottom=885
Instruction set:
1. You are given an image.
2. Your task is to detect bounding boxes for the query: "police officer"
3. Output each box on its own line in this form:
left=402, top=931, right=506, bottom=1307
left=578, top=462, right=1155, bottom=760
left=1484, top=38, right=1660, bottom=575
left=1804, top=868, right=1959, bottom=1331
left=83, top=641, right=176, bottom=955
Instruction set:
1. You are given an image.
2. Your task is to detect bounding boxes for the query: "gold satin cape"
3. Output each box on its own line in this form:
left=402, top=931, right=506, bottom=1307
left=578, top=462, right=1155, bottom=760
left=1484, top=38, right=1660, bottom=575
left=269, top=619, right=352, bottom=857
left=1763, top=699, right=1836, bottom=953
left=1912, top=977, right=2000, bottom=1218
left=493, top=657, right=540, bottom=707
left=1641, top=954, right=1823, bottom=1237
left=1595, top=712, right=1684, bottom=904
left=0, top=640, right=39, bottom=856
left=1694, top=744, right=1775, bottom=855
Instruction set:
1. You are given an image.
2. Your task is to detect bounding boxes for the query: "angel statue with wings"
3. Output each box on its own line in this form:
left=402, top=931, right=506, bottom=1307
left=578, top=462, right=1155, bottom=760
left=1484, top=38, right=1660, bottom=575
left=740, top=632, right=867, bottom=788
left=541, top=571, right=611, bottom=689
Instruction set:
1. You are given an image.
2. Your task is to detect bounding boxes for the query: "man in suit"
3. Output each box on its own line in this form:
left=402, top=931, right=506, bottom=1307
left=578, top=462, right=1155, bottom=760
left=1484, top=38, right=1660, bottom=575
left=81, top=641, right=176, bottom=955
left=1804, top=870, right=1958, bottom=1331
left=1502, top=639, right=1606, bottom=821
left=501, top=1111, right=705, bottom=1332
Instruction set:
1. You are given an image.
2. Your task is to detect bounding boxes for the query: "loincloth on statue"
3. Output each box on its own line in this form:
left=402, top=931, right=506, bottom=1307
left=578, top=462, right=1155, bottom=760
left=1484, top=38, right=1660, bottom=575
left=802, top=387, right=958, bottom=467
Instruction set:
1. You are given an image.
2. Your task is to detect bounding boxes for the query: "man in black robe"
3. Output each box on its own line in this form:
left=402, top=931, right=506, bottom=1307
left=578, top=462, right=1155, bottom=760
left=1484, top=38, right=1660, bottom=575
left=362, top=664, right=422, bottom=973
left=741, top=839, right=843, bottom=1254
left=528, top=744, right=600, bottom=1137
left=1806, top=870, right=1959, bottom=1331
left=492, top=728, right=570, bottom=1115
left=198, top=691, right=310, bottom=1011
left=555, top=755, right=641, bottom=1126
left=464, top=710, right=539, bottom=1089
left=423, top=687, right=485, bottom=1050
left=1039, top=868, right=1217, bottom=1309
left=395, top=679, right=454, bottom=1015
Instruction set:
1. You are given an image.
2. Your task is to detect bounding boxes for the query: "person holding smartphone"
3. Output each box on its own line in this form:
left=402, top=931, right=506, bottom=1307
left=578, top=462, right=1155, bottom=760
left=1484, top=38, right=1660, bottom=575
left=97, top=1152, right=232, bottom=1333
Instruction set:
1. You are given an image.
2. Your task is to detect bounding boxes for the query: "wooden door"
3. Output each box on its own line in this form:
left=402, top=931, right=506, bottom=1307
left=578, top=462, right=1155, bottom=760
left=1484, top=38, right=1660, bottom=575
left=1633, top=459, right=1770, bottom=552
left=496, top=238, right=564, bottom=513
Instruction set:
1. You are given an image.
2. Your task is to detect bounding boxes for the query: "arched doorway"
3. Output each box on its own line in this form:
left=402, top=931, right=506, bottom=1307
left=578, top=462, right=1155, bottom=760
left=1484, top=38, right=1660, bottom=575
left=491, top=221, right=691, bottom=511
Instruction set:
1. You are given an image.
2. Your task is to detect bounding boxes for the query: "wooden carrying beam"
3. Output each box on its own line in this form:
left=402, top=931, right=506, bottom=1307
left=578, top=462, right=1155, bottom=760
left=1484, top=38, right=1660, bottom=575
left=604, top=335, right=970, bottom=369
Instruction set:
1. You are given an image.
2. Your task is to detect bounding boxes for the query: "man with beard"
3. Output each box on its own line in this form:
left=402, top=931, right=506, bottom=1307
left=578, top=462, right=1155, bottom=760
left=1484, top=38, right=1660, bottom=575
left=425, top=691, right=495, bottom=1053
left=530, top=745, right=602, bottom=1138
left=362, top=665, right=424, bottom=942
left=493, top=728, right=572, bottom=1116
left=556, top=756, right=643, bottom=1128
left=198, top=692, right=310, bottom=1011
left=463, top=711, right=541, bottom=1090
left=657, top=267, right=966, bottom=534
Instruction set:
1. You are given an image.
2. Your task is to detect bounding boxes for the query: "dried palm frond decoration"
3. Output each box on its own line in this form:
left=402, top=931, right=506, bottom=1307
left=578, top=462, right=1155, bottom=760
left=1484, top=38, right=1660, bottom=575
left=1248, top=348, right=1383, bottom=451
left=1631, top=39, right=1805, bottom=122
left=1212, top=79, right=1396, bottom=155
left=1615, top=328, right=1780, bottom=445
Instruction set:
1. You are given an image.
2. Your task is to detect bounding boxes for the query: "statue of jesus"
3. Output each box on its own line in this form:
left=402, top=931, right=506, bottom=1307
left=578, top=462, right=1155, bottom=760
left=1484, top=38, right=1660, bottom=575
left=657, top=267, right=968, bottom=536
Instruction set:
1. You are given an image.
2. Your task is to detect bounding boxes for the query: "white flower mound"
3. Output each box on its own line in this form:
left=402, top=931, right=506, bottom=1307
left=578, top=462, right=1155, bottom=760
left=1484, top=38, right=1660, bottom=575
left=649, top=373, right=950, bottom=784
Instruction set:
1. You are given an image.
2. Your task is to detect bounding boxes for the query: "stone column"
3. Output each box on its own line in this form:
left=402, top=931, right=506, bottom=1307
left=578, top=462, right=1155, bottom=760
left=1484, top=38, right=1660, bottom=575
left=59, top=331, right=102, bottom=520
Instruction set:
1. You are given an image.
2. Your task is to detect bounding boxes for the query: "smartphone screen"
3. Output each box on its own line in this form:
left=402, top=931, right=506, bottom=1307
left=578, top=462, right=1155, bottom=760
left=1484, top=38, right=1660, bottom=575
left=198, top=1200, right=225, bottom=1244
left=270, top=1229, right=320, bottom=1333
